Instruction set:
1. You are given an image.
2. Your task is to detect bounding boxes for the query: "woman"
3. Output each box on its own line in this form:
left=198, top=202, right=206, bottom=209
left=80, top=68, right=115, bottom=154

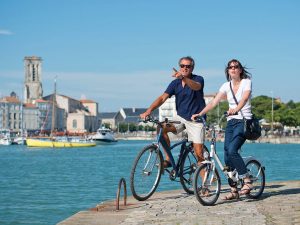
left=191, top=59, right=253, bottom=200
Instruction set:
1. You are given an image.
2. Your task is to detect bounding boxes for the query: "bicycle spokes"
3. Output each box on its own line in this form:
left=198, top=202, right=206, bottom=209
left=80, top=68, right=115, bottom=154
left=194, top=164, right=221, bottom=206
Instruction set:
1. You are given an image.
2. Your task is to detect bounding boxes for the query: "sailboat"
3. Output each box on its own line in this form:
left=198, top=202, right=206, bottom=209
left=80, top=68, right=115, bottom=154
left=26, top=77, right=96, bottom=148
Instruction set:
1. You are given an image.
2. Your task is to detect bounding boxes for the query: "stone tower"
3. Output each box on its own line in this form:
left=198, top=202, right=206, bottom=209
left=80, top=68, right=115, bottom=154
left=24, top=56, right=43, bottom=103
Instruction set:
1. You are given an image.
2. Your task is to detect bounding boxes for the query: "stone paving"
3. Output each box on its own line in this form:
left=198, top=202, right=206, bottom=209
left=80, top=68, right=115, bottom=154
left=58, top=180, right=300, bottom=225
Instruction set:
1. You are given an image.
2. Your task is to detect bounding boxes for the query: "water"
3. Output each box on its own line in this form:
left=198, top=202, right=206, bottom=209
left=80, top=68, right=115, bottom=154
left=0, top=141, right=299, bottom=225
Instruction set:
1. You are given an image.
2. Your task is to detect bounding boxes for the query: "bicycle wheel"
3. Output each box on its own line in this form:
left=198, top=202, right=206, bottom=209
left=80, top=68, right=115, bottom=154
left=180, top=145, right=209, bottom=194
left=130, top=145, right=163, bottom=201
left=193, top=163, right=221, bottom=206
left=245, top=159, right=265, bottom=199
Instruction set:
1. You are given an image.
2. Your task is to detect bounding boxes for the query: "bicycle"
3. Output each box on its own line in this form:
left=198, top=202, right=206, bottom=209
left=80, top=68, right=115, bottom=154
left=130, top=116, right=208, bottom=201
left=193, top=114, right=265, bottom=206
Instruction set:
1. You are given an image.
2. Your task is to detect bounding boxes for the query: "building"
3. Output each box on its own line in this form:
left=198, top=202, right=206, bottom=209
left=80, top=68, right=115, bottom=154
left=159, top=94, right=217, bottom=121
left=44, top=94, right=99, bottom=133
left=98, top=112, right=122, bottom=130
left=0, top=93, right=22, bottom=131
left=24, top=56, right=43, bottom=104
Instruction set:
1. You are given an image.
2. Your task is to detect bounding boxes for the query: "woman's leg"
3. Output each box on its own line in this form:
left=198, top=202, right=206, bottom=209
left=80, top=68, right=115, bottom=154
left=226, top=120, right=247, bottom=176
left=224, top=120, right=235, bottom=170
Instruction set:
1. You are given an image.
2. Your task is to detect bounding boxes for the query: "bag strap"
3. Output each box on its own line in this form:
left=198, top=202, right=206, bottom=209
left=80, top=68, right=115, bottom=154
left=229, top=82, right=246, bottom=119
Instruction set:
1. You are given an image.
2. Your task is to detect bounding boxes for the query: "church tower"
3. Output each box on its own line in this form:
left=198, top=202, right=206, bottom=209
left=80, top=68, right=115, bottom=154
left=24, top=56, right=43, bottom=103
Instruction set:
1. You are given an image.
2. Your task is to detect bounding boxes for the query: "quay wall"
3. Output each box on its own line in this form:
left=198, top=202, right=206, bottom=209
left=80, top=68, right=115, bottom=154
left=58, top=180, right=300, bottom=225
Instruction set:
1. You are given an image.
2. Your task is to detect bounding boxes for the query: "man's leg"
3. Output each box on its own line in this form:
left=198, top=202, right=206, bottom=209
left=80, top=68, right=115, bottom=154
left=194, top=143, right=204, bottom=164
left=161, top=124, right=177, bottom=166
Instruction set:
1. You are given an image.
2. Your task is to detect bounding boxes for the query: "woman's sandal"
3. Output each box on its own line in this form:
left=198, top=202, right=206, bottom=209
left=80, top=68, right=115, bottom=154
left=239, top=182, right=253, bottom=196
left=222, top=190, right=239, bottom=200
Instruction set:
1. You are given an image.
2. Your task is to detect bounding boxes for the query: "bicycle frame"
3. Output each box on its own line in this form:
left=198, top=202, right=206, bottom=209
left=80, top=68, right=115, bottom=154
left=155, top=122, right=190, bottom=178
left=200, top=115, right=263, bottom=184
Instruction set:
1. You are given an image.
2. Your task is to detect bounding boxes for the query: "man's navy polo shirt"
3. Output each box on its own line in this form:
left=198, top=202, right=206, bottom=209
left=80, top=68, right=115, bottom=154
left=165, top=74, right=206, bottom=121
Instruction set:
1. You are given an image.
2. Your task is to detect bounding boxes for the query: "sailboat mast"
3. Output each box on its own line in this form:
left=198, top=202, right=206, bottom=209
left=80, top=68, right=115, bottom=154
left=51, top=77, right=57, bottom=136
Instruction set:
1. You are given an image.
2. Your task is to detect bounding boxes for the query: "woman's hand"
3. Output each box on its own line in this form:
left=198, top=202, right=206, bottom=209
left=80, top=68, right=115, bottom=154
left=227, top=108, right=238, bottom=115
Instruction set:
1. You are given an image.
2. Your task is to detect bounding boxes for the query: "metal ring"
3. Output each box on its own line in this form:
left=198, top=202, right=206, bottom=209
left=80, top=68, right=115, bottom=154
left=116, top=178, right=127, bottom=210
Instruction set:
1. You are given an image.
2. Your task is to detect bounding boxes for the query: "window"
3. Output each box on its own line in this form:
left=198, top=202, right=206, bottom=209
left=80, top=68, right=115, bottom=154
left=72, top=119, right=77, bottom=129
left=32, top=65, right=36, bottom=81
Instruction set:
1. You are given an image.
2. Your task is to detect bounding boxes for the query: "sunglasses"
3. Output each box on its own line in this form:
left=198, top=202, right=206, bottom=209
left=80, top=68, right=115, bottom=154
left=180, top=64, right=193, bottom=69
left=228, top=65, right=240, bottom=70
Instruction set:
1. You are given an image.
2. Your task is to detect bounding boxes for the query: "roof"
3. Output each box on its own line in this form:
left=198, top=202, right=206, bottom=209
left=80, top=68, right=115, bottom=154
left=124, top=117, right=140, bottom=123
left=122, top=108, right=159, bottom=117
left=99, top=112, right=117, bottom=119
left=0, top=96, right=21, bottom=103
left=35, top=99, right=49, bottom=103
left=80, top=99, right=95, bottom=103
left=24, top=103, right=37, bottom=108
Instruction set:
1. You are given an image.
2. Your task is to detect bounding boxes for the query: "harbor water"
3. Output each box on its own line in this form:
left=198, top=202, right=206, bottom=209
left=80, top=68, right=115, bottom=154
left=0, top=141, right=300, bottom=225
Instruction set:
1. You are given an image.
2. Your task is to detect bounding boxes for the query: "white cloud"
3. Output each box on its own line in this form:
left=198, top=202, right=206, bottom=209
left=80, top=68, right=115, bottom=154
left=0, top=29, right=13, bottom=35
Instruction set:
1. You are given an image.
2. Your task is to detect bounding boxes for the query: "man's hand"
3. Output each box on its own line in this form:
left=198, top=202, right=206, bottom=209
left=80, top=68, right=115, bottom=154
left=191, top=113, right=200, bottom=121
left=172, top=68, right=184, bottom=79
left=140, top=110, right=151, bottom=120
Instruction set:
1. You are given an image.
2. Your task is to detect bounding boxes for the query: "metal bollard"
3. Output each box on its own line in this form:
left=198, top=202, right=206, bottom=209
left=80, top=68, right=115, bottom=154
left=116, top=178, right=127, bottom=210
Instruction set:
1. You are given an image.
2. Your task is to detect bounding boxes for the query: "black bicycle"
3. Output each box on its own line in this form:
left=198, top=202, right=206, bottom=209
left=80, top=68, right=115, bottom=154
left=130, top=116, right=208, bottom=201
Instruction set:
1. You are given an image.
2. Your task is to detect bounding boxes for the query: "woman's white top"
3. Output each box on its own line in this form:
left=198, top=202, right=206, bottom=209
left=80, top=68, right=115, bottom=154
left=219, top=78, right=252, bottom=120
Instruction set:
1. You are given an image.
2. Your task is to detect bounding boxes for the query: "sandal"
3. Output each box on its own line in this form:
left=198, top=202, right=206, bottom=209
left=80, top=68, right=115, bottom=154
left=222, top=190, right=239, bottom=200
left=239, top=182, right=253, bottom=196
left=200, top=187, right=211, bottom=197
left=163, top=160, right=172, bottom=168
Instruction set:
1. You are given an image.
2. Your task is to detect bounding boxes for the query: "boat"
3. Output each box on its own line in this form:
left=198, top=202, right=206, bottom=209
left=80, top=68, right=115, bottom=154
left=12, top=136, right=27, bottom=145
left=0, top=129, right=12, bottom=145
left=89, top=127, right=117, bottom=144
left=26, top=137, right=96, bottom=148
left=26, top=78, right=96, bottom=148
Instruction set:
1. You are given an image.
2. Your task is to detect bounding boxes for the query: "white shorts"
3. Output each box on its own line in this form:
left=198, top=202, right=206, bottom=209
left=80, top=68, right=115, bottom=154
left=174, top=115, right=205, bottom=144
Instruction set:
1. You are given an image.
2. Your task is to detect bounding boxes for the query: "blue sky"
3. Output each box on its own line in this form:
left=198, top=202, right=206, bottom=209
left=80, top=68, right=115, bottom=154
left=1, top=0, right=299, bottom=112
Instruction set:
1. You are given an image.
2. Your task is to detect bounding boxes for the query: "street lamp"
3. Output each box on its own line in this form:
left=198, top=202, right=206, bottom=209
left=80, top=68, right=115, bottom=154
left=271, top=91, right=274, bottom=134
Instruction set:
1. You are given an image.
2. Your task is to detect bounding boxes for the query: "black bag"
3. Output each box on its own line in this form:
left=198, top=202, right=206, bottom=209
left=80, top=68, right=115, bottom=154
left=229, top=82, right=261, bottom=140
left=244, top=116, right=261, bottom=140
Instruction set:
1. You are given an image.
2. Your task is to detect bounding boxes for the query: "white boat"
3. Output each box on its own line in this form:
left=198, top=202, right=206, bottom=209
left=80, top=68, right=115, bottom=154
left=0, top=129, right=12, bottom=145
left=12, top=136, right=27, bottom=145
left=90, top=127, right=117, bottom=144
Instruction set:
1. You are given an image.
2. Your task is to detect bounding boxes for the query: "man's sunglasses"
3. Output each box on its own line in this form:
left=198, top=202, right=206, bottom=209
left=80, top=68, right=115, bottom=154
left=180, top=64, right=193, bottom=69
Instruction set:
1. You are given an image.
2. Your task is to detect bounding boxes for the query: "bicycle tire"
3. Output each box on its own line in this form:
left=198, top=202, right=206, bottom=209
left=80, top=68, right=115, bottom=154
left=193, top=163, right=221, bottom=206
left=180, top=145, right=209, bottom=194
left=130, top=144, right=163, bottom=201
left=245, top=159, right=265, bottom=199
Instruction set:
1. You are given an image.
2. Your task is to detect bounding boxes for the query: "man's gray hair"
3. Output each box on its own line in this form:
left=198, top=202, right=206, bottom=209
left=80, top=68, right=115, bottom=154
left=178, top=56, right=195, bottom=68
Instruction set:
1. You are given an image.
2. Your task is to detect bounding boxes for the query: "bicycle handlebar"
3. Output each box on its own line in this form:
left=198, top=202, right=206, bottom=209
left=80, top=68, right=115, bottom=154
left=194, top=111, right=238, bottom=129
left=140, top=116, right=181, bottom=125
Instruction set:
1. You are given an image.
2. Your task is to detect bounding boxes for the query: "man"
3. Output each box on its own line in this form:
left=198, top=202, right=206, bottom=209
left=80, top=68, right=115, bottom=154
left=140, top=56, right=206, bottom=167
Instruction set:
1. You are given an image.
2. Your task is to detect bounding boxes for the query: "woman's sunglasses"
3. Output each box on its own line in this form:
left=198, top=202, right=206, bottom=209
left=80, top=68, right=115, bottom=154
left=228, top=65, right=240, bottom=70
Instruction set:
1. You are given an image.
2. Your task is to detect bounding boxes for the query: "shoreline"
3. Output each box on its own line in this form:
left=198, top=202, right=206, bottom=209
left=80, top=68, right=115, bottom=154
left=57, top=180, right=300, bottom=225
left=116, top=135, right=300, bottom=144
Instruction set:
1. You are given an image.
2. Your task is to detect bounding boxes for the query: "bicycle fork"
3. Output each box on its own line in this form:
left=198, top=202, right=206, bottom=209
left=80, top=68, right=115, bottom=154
left=143, top=146, right=160, bottom=176
left=202, top=162, right=217, bottom=187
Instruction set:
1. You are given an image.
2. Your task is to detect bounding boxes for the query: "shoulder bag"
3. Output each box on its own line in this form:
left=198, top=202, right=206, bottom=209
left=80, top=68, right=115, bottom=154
left=229, top=82, right=261, bottom=140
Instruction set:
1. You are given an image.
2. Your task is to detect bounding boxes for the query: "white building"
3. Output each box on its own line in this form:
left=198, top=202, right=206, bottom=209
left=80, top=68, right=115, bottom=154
left=158, top=94, right=217, bottom=121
